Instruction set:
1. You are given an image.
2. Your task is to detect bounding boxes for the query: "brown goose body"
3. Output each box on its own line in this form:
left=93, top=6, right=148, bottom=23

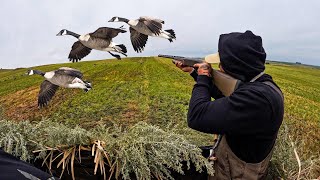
left=108, top=16, right=176, bottom=53
left=27, top=67, right=91, bottom=108
left=57, top=27, right=127, bottom=62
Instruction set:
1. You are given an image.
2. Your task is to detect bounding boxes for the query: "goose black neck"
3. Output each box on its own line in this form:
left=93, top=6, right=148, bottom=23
left=34, top=70, right=45, bottom=76
left=66, top=30, right=80, bottom=38
left=119, top=17, right=129, bottom=23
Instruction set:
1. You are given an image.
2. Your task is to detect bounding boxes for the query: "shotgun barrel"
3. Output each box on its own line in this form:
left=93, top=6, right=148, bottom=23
left=158, top=54, right=204, bottom=67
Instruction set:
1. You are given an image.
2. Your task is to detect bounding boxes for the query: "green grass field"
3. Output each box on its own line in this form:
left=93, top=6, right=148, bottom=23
left=0, top=57, right=319, bottom=179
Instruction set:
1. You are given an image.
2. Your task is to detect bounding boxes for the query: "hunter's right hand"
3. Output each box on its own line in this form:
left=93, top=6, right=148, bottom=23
left=175, top=61, right=194, bottom=73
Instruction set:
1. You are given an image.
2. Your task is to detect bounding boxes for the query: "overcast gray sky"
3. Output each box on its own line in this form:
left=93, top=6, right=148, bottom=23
left=0, top=0, right=319, bottom=68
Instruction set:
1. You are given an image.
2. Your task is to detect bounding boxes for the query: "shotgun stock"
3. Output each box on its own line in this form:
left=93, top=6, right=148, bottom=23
left=158, top=54, right=241, bottom=96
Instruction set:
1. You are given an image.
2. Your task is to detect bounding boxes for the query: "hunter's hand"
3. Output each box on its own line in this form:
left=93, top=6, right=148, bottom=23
left=194, top=63, right=212, bottom=77
left=175, top=61, right=194, bottom=73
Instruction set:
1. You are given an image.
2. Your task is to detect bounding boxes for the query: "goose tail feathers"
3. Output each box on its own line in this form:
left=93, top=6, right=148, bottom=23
left=83, top=81, right=92, bottom=92
left=84, top=81, right=92, bottom=88
left=165, top=29, right=176, bottom=41
left=115, top=44, right=127, bottom=54
left=115, top=44, right=127, bottom=56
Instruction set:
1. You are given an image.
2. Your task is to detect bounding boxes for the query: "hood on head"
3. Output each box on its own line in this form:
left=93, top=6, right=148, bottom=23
left=218, top=30, right=266, bottom=82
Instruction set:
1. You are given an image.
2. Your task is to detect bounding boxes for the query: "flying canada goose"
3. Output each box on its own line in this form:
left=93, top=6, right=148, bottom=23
left=27, top=67, right=92, bottom=108
left=56, top=27, right=128, bottom=62
left=108, top=16, right=176, bottom=53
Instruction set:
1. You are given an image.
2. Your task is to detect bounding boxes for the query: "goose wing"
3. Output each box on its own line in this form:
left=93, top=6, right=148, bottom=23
left=139, top=17, right=163, bottom=35
left=57, top=67, right=83, bottom=78
left=38, top=80, right=59, bottom=108
left=140, top=16, right=165, bottom=24
left=68, top=41, right=92, bottom=63
left=130, top=27, right=148, bottom=53
left=90, top=27, right=126, bottom=40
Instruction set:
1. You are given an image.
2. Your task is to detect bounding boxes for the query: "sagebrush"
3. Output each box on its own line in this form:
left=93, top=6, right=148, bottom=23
left=0, top=119, right=213, bottom=180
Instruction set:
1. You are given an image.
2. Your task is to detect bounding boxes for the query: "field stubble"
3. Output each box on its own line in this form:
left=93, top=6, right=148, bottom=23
left=0, top=58, right=319, bottom=179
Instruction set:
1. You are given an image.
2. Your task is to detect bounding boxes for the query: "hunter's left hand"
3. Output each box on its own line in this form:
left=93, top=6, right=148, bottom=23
left=194, top=63, right=212, bottom=77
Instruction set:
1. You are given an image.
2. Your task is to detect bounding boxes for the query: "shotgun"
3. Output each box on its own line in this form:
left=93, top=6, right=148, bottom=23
left=158, top=54, right=241, bottom=96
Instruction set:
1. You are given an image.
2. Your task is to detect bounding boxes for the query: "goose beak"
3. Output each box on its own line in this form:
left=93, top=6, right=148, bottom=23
left=108, top=19, right=112, bottom=22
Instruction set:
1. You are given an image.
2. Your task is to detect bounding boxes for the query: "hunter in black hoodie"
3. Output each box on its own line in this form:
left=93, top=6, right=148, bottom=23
left=176, top=31, right=284, bottom=164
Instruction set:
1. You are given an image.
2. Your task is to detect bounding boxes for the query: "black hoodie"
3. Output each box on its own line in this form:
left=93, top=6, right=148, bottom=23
left=187, top=31, right=284, bottom=163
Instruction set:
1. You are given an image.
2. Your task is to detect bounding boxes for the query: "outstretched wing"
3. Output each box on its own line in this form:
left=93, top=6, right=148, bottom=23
left=140, top=16, right=165, bottom=24
left=139, top=17, right=163, bottom=35
left=68, top=41, right=92, bottom=63
left=57, top=67, right=83, bottom=78
left=90, top=27, right=126, bottom=40
left=38, top=80, right=59, bottom=108
left=130, top=27, right=148, bottom=53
